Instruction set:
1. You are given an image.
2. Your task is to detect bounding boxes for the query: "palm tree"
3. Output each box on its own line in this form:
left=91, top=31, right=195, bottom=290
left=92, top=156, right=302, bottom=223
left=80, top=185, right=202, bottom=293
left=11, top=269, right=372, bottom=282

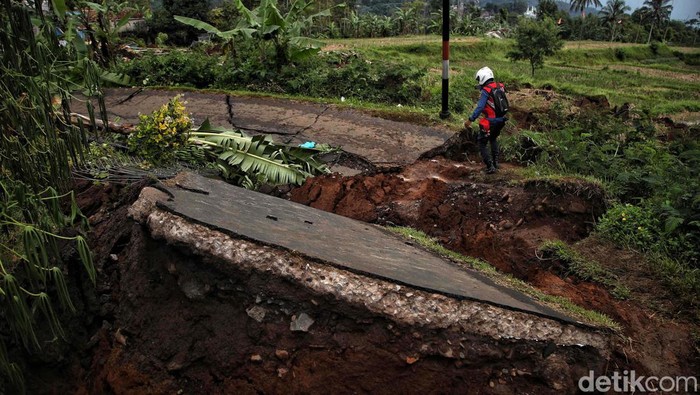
left=642, top=0, right=672, bottom=43
left=569, top=0, right=603, bottom=17
left=599, top=0, right=630, bottom=41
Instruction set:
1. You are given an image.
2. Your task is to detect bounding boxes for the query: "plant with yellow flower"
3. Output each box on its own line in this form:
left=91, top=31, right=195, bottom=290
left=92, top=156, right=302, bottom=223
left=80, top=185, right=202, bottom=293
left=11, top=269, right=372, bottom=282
left=128, top=95, right=192, bottom=163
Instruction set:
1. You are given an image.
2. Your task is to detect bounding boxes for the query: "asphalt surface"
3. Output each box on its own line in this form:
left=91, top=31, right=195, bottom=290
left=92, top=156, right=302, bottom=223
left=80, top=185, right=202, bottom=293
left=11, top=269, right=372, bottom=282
left=84, top=89, right=579, bottom=324
left=74, top=88, right=454, bottom=166
left=159, top=172, right=579, bottom=324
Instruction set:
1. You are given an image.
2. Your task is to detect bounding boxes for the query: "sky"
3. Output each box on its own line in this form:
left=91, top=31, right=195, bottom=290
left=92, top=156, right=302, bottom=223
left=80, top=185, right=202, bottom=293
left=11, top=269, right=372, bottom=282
left=617, top=0, right=700, bottom=21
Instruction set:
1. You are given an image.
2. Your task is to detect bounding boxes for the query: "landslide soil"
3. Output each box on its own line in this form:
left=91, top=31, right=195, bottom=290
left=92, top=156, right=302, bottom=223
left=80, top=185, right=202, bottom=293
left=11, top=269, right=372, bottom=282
left=16, top=91, right=699, bottom=393
left=22, top=180, right=605, bottom=395
left=18, top=159, right=697, bottom=394
left=290, top=156, right=700, bottom=381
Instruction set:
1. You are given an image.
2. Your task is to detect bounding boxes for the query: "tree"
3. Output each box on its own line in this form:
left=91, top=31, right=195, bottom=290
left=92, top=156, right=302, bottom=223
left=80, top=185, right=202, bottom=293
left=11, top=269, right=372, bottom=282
left=642, top=0, right=672, bottom=43
left=599, top=0, right=630, bottom=42
left=177, top=0, right=333, bottom=65
left=569, top=0, right=602, bottom=16
left=537, top=0, right=559, bottom=21
left=686, top=17, right=699, bottom=45
left=150, top=0, right=210, bottom=45
left=507, top=17, right=563, bottom=76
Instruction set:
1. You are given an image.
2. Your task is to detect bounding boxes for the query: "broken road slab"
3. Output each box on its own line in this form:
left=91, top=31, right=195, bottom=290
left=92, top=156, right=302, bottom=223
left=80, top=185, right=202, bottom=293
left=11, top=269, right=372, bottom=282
left=73, top=88, right=453, bottom=166
left=157, top=172, right=578, bottom=325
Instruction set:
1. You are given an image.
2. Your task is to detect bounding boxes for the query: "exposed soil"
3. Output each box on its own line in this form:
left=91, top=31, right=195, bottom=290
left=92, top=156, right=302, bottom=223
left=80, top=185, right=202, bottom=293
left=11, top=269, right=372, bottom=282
left=20, top=180, right=609, bottom=395
left=289, top=157, right=700, bottom=380
left=14, top=90, right=697, bottom=393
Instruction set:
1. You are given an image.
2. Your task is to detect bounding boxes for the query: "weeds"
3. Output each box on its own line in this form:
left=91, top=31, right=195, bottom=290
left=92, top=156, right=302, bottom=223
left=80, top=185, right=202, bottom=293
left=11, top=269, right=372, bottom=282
left=388, top=226, right=621, bottom=330
left=538, top=240, right=631, bottom=300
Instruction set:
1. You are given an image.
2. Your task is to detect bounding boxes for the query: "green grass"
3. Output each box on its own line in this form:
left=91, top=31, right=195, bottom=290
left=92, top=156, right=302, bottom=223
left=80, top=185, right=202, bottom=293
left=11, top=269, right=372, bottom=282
left=388, top=226, right=621, bottom=330
left=538, top=240, right=631, bottom=300
left=328, top=37, right=700, bottom=117
left=504, top=166, right=613, bottom=199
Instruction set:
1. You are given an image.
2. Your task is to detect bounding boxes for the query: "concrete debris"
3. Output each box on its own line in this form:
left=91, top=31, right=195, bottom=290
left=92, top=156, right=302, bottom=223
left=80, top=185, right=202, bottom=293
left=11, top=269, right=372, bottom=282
left=290, top=313, right=315, bottom=332
left=178, top=275, right=210, bottom=300
left=131, top=197, right=611, bottom=351
left=246, top=305, right=267, bottom=323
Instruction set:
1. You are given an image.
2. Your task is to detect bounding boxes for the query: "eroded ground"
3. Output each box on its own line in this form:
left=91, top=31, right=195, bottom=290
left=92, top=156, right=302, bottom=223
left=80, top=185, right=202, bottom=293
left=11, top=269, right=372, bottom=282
left=19, top=91, right=698, bottom=394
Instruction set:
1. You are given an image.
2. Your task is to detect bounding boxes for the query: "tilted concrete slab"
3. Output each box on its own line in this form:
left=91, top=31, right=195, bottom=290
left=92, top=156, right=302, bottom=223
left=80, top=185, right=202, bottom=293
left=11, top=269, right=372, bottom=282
left=156, top=172, right=581, bottom=326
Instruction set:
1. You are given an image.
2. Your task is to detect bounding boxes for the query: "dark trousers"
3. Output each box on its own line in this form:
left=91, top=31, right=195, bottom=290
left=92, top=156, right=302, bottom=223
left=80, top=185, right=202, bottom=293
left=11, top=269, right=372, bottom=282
left=477, top=123, right=503, bottom=167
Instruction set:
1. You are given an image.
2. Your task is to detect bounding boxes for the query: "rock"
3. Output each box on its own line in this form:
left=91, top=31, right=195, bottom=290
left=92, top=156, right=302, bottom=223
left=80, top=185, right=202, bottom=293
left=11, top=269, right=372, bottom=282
left=568, top=201, right=588, bottom=214
left=540, top=353, right=572, bottom=391
left=114, top=328, right=127, bottom=346
left=406, top=356, right=419, bottom=365
left=290, top=313, right=314, bottom=332
left=277, top=368, right=289, bottom=378
left=250, top=354, right=262, bottom=363
left=166, top=352, right=188, bottom=371
left=178, top=276, right=210, bottom=300
left=109, top=254, right=118, bottom=261
left=275, top=349, right=290, bottom=360
left=246, top=305, right=267, bottom=323
left=438, top=345, right=455, bottom=359
left=498, top=220, right=513, bottom=230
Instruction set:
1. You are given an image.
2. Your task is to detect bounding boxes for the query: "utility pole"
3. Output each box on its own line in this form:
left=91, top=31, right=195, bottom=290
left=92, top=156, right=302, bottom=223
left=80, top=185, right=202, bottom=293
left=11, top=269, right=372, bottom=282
left=440, top=0, right=450, bottom=119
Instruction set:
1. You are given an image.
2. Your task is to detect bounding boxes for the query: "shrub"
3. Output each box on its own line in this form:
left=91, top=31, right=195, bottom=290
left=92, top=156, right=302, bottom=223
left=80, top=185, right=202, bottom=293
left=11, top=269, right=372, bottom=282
left=597, top=203, right=660, bottom=252
left=649, top=40, right=660, bottom=55
left=128, top=95, right=192, bottom=163
left=117, top=50, right=219, bottom=88
left=614, top=48, right=626, bottom=61
left=155, top=32, right=169, bottom=47
left=507, top=107, right=699, bottom=268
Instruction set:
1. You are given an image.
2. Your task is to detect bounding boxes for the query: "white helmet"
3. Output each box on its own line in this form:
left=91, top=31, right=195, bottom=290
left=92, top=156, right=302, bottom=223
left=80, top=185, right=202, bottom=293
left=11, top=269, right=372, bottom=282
left=475, top=66, right=494, bottom=86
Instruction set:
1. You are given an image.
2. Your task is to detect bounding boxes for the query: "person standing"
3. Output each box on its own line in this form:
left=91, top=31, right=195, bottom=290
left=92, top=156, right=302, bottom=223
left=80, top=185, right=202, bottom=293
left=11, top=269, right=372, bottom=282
left=464, top=66, right=508, bottom=174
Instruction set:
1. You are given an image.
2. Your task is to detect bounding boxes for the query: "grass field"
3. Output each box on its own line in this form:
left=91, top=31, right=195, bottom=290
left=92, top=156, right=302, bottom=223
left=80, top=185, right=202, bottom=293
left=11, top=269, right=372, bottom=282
left=324, top=36, right=700, bottom=118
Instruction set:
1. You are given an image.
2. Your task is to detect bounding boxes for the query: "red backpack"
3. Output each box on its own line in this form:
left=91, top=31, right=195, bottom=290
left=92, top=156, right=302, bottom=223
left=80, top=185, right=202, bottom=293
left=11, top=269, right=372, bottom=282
left=483, top=82, right=509, bottom=117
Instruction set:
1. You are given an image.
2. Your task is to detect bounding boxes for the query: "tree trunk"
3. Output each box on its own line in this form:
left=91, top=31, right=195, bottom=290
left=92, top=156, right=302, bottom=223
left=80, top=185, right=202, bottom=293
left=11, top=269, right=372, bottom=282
left=647, top=24, right=654, bottom=44
left=531, top=61, right=535, bottom=77
left=69, top=113, right=135, bottom=134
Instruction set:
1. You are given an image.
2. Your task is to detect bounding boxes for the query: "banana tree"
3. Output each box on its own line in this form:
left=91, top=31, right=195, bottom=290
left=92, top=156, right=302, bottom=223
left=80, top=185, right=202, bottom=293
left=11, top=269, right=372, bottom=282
left=174, top=15, right=255, bottom=57
left=233, top=0, right=333, bottom=65
left=187, top=120, right=330, bottom=188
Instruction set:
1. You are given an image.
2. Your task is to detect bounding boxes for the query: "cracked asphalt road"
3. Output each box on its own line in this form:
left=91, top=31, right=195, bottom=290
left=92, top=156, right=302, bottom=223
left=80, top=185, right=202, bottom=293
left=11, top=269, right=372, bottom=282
left=74, top=88, right=454, bottom=166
